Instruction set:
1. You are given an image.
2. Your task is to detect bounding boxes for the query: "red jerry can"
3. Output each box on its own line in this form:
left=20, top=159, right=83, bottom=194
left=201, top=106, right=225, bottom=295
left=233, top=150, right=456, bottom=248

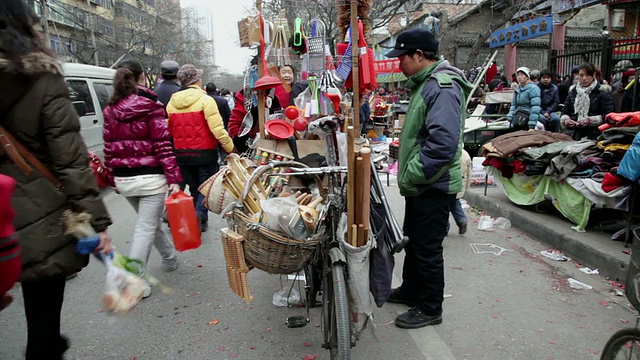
left=165, top=191, right=201, bottom=251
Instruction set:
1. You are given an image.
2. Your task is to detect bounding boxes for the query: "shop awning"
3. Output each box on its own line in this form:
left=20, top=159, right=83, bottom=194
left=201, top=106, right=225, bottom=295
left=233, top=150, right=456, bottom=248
left=376, top=73, right=407, bottom=83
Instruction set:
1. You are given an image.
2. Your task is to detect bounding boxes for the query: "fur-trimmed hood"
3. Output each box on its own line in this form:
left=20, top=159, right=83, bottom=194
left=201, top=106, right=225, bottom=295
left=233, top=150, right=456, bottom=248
left=0, top=51, right=62, bottom=75
left=0, top=52, right=63, bottom=113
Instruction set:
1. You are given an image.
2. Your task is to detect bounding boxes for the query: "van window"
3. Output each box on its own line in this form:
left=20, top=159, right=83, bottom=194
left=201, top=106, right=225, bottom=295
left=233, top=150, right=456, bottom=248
left=67, top=80, right=96, bottom=115
left=93, top=83, right=114, bottom=111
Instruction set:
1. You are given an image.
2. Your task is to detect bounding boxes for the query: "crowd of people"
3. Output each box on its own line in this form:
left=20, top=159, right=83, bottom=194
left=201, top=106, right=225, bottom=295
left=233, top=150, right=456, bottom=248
left=472, top=62, right=639, bottom=140
left=1, top=0, right=639, bottom=358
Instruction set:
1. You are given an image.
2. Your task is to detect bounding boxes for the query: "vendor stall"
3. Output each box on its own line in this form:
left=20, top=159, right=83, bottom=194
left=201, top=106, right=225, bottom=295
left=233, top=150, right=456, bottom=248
left=480, top=119, right=639, bottom=233
left=464, top=91, right=514, bottom=155
left=207, top=1, right=407, bottom=359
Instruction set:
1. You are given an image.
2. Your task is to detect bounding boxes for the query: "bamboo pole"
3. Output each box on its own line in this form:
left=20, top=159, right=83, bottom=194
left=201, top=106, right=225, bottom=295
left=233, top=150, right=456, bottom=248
left=346, top=126, right=355, bottom=245
left=354, top=156, right=364, bottom=224
left=466, top=50, right=498, bottom=107
left=350, top=0, right=360, bottom=133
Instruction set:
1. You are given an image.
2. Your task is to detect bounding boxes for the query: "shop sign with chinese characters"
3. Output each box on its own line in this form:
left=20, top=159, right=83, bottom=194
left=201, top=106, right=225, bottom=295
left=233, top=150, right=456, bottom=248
left=489, top=16, right=552, bottom=49
left=374, top=59, right=401, bottom=74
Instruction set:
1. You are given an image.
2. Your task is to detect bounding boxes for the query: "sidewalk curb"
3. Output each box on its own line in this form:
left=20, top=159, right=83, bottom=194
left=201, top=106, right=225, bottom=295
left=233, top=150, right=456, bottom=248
left=464, top=190, right=629, bottom=281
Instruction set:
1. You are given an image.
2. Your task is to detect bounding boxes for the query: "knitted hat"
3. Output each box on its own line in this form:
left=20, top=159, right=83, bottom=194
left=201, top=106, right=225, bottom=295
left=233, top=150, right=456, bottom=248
left=516, top=66, right=530, bottom=78
left=177, top=64, right=203, bottom=86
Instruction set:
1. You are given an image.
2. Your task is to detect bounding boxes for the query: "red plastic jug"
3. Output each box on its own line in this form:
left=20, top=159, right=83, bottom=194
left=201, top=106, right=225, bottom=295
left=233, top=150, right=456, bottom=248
left=165, top=191, right=201, bottom=251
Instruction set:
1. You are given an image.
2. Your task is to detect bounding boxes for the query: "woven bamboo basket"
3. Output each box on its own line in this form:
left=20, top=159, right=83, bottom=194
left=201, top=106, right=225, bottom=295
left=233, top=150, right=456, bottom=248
left=229, top=160, right=325, bottom=274
left=232, top=210, right=321, bottom=274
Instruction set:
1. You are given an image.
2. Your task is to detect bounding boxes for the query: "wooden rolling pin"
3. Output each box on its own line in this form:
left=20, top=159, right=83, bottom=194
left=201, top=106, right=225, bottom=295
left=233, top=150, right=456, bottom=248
left=359, top=147, right=372, bottom=246
left=346, top=126, right=355, bottom=245
left=299, top=197, right=324, bottom=233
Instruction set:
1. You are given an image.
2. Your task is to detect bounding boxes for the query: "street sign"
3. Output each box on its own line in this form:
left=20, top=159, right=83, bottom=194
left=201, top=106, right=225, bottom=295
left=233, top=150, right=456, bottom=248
left=489, top=16, right=553, bottom=49
left=374, top=59, right=401, bottom=74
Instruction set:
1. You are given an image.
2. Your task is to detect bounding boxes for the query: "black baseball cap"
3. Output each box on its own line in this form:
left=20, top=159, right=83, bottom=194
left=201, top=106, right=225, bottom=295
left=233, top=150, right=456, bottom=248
left=385, top=28, right=439, bottom=58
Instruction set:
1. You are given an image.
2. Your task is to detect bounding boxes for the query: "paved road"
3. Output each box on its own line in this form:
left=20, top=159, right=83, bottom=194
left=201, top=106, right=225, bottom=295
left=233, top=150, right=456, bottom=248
left=0, top=180, right=636, bottom=359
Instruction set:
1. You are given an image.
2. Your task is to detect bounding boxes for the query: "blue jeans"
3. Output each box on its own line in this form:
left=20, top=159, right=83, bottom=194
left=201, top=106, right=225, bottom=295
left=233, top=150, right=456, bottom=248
left=450, top=199, right=467, bottom=225
left=447, top=199, right=467, bottom=233
left=545, top=112, right=561, bottom=132
left=179, top=163, right=219, bottom=221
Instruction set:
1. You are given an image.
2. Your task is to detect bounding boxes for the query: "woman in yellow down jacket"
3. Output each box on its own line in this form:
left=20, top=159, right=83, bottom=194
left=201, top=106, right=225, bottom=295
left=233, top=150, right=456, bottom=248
left=166, top=64, right=236, bottom=232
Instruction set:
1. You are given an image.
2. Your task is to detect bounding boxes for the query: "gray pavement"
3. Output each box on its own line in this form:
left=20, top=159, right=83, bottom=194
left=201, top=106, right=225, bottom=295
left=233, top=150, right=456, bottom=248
left=464, top=185, right=630, bottom=282
left=0, top=179, right=637, bottom=359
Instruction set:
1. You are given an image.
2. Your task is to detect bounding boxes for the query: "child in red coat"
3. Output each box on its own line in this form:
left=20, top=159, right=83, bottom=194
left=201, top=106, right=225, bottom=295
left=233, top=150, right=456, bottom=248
left=0, top=174, right=19, bottom=311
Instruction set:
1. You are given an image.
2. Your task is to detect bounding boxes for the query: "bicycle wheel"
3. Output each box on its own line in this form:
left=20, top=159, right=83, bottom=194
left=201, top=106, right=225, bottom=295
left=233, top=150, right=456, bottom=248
left=322, top=262, right=351, bottom=360
left=601, top=328, right=640, bottom=360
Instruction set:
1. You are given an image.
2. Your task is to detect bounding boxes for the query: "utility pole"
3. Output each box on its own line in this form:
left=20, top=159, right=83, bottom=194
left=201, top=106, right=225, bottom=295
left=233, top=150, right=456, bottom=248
left=86, top=0, right=100, bottom=66
left=41, top=0, right=51, bottom=48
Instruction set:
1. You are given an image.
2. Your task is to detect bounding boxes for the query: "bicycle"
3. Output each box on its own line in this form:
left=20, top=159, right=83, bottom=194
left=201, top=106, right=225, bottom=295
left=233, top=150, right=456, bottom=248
left=601, top=229, right=640, bottom=360
left=236, top=117, right=354, bottom=359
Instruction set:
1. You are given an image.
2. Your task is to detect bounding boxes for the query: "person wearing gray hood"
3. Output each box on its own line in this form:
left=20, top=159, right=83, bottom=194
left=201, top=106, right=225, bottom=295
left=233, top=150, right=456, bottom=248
left=384, top=27, right=473, bottom=330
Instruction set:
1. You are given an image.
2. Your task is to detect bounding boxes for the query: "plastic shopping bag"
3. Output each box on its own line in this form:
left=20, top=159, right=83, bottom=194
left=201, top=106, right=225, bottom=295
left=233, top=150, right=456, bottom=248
left=272, top=287, right=301, bottom=307
left=165, top=191, right=201, bottom=251
left=101, top=256, right=147, bottom=315
left=76, top=237, right=173, bottom=295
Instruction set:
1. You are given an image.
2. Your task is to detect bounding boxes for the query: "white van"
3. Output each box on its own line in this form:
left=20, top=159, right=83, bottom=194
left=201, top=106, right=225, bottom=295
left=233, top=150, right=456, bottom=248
left=62, top=63, right=116, bottom=158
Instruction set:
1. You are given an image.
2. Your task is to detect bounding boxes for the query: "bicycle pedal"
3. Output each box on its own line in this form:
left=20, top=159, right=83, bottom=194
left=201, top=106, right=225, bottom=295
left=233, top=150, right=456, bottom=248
left=285, top=315, right=309, bottom=328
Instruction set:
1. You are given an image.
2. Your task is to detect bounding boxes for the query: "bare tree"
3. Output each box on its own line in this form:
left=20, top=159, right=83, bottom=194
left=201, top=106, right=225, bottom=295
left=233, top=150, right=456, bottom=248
left=459, top=0, right=522, bottom=70
left=44, top=0, right=209, bottom=81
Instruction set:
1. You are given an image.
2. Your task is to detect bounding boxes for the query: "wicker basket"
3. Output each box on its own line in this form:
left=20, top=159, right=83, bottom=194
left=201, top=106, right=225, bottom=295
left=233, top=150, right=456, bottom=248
left=232, top=210, right=321, bottom=274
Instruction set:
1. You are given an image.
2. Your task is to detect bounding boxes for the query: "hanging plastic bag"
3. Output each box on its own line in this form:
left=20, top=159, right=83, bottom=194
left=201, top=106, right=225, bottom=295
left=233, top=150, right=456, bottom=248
left=272, top=287, right=301, bottom=307
left=101, top=255, right=147, bottom=315
left=165, top=191, right=201, bottom=251
left=75, top=237, right=172, bottom=294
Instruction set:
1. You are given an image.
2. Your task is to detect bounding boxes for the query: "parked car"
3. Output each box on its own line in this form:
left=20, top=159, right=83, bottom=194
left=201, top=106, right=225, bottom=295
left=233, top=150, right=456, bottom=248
left=62, top=63, right=116, bottom=158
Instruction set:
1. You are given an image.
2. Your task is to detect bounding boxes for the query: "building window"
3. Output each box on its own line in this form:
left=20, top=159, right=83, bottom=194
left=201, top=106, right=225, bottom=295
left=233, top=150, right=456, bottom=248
left=93, top=0, right=113, bottom=10
left=49, top=36, right=76, bottom=56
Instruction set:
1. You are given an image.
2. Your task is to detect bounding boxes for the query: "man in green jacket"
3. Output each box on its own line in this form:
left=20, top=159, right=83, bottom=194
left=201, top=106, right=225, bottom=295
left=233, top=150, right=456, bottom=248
left=385, top=28, right=472, bottom=329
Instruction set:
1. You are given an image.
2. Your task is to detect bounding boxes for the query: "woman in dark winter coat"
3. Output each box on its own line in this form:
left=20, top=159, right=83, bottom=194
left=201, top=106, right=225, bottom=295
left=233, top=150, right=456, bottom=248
left=103, top=60, right=182, bottom=298
left=561, top=63, right=614, bottom=140
left=0, top=0, right=112, bottom=357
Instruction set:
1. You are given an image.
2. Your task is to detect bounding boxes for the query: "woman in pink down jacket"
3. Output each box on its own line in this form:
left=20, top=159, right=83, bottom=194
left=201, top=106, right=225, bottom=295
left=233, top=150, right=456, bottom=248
left=103, top=60, right=182, bottom=298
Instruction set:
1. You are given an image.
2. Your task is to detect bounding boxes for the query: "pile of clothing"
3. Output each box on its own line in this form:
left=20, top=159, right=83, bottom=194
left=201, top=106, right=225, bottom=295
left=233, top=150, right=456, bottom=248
left=481, top=120, right=638, bottom=190
left=481, top=122, right=640, bottom=236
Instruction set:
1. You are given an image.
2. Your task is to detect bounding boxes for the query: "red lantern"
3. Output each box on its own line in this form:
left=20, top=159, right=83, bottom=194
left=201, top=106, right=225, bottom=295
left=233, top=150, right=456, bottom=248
left=285, top=106, right=299, bottom=120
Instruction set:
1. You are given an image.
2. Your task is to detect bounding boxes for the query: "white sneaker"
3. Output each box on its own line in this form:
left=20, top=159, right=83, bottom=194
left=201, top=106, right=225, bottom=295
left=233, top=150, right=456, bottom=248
left=142, top=285, right=152, bottom=298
